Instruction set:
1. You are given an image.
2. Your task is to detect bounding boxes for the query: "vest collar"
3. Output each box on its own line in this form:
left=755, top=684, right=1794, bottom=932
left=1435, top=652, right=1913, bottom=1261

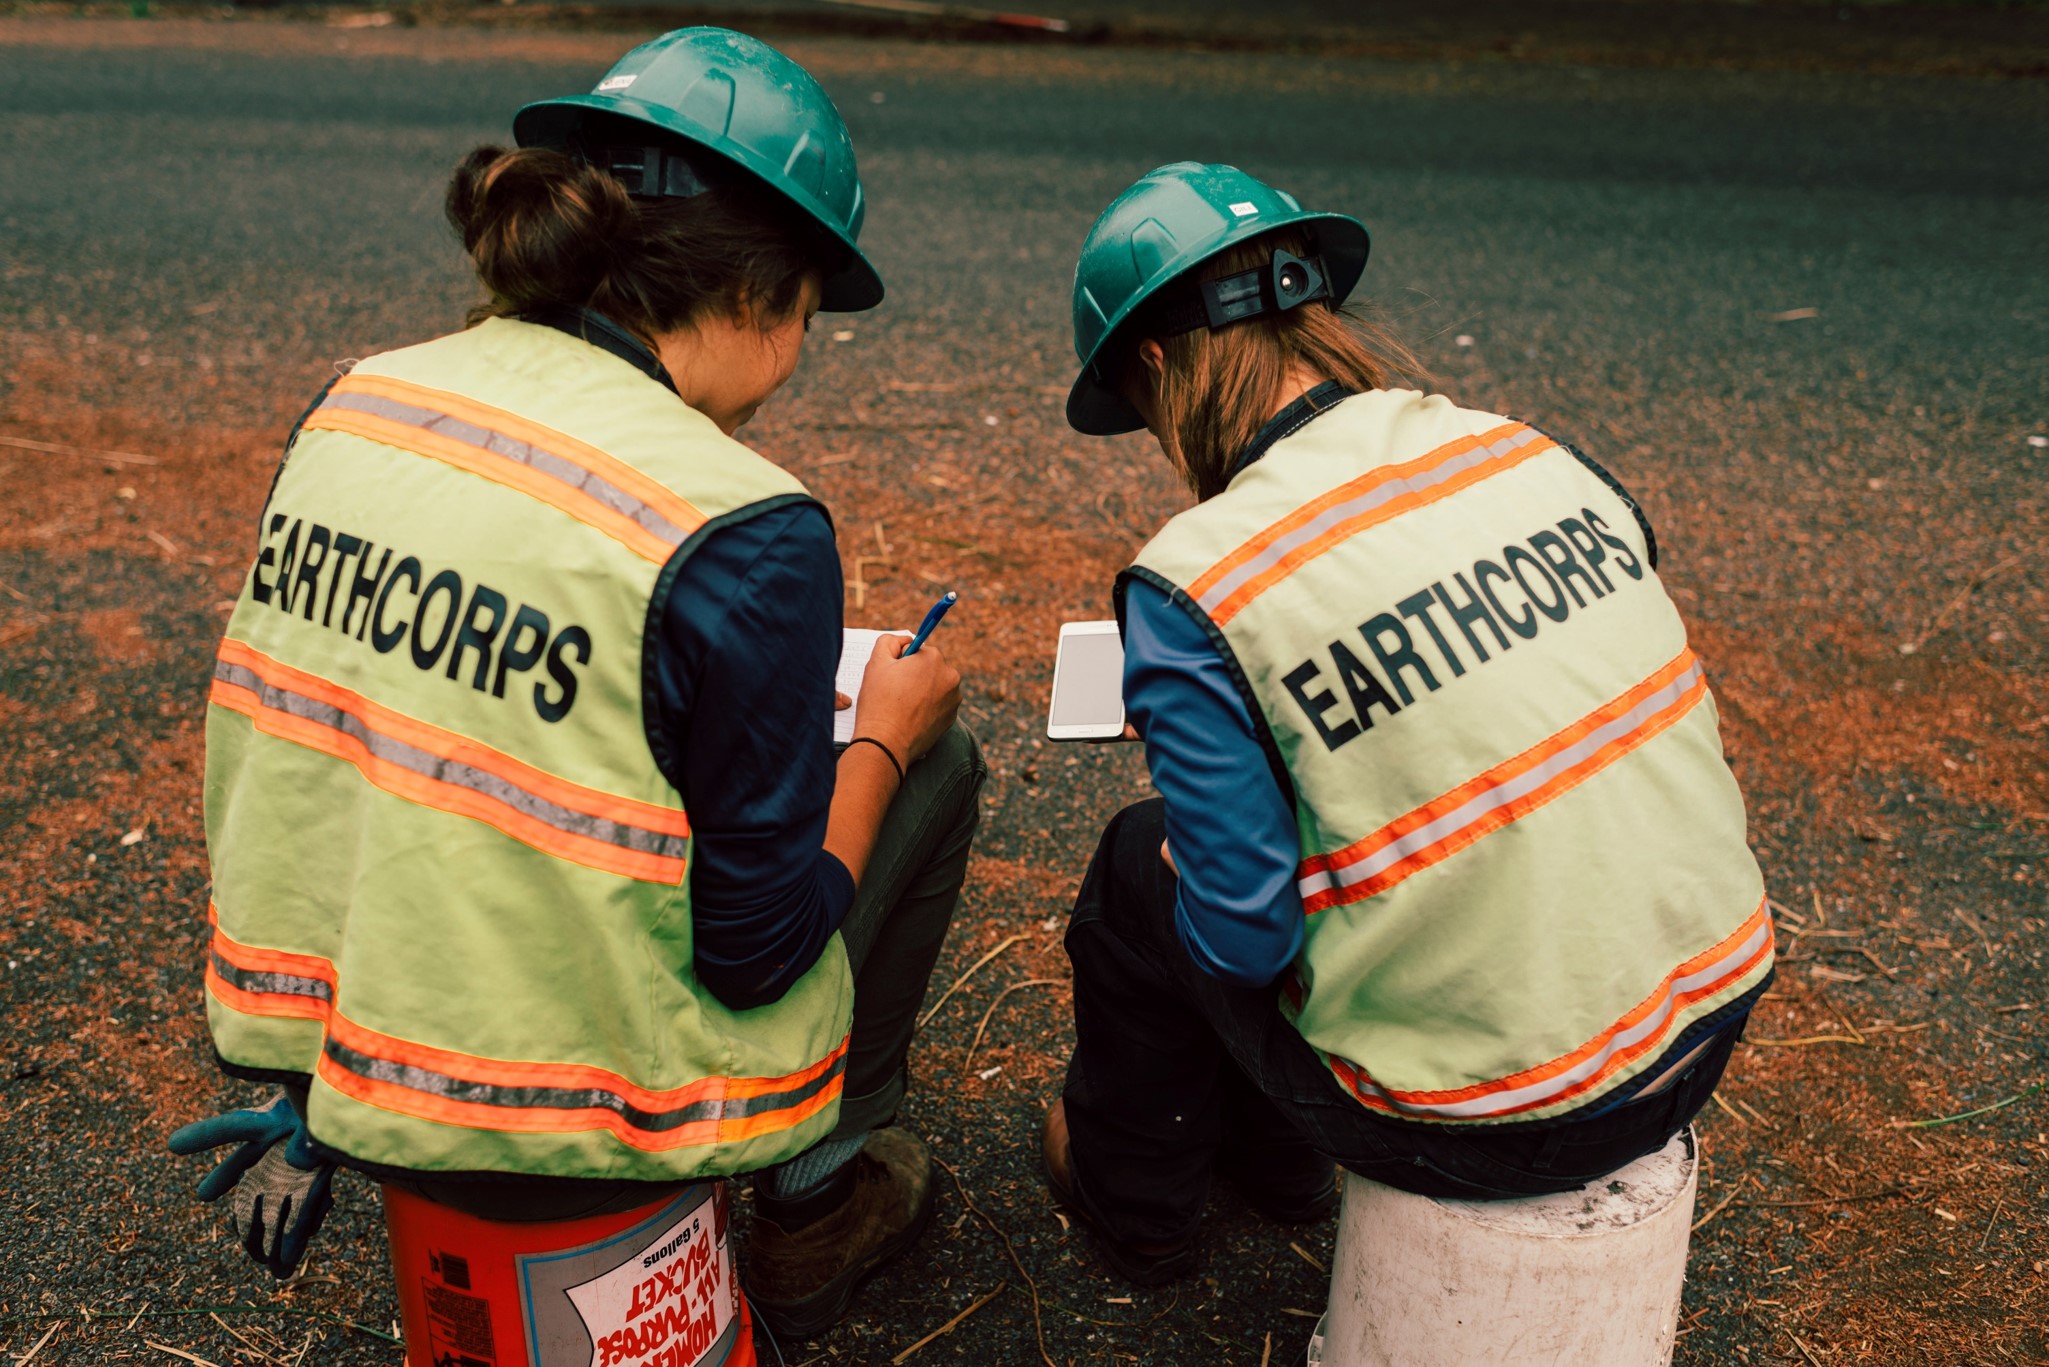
left=528, top=308, right=680, bottom=397
left=1227, top=380, right=1357, bottom=482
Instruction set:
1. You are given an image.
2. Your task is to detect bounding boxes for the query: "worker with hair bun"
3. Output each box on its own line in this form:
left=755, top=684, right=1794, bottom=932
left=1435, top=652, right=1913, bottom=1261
left=170, top=30, right=981, bottom=1356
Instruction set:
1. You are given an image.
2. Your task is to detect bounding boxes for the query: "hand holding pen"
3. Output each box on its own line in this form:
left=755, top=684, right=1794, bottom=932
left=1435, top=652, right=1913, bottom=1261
left=852, top=590, right=962, bottom=763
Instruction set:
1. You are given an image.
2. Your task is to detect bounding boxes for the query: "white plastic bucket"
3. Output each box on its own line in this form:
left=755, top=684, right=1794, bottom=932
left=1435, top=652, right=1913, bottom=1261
left=1306, top=1129, right=1698, bottom=1367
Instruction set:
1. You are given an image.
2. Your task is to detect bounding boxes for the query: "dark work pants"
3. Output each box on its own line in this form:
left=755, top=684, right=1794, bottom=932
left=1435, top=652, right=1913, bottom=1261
left=399, top=725, right=985, bottom=1221
left=826, top=723, right=986, bottom=1139
left=1061, top=799, right=1739, bottom=1249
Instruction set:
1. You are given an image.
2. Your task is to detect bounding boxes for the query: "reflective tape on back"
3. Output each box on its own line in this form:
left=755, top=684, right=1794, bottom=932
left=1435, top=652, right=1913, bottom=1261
left=321, top=388, right=693, bottom=545
left=1298, top=651, right=1708, bottom=911
left=209, top=641, right=690, bottom=884
left=205, top=908, right=848, bottom=1150
left=322, top=1033, right=845, bottom=1137
left=303, top=373, right=707, bottom=563
left=1329, top=899, right=1774, bottom=1119
left=1191, top=423, right=1552, bottom=624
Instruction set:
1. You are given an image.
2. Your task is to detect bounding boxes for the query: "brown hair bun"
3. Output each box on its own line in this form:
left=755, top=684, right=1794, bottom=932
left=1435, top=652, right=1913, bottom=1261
left=443, top=139, right=830, bottom=340
left=445, top=145, right=634, bottom=320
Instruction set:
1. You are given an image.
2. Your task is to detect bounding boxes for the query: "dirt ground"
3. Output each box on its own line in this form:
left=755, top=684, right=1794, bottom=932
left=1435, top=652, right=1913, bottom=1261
left=2, top=10, right=2045, bottom=1367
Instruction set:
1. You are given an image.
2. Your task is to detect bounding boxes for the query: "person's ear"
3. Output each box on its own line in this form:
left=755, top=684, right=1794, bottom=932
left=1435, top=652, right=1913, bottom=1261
left=1136, top=338, right=1166, bottom=385
left=728, top=287, right=761, bottom=334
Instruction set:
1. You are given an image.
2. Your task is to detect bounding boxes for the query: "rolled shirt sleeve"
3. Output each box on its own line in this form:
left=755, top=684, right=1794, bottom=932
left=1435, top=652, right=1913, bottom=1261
left=1122, top=579, right=1304, bottom=989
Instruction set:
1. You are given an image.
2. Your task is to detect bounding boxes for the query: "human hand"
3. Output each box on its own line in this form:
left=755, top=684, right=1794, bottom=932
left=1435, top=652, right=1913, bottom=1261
left=1086, top=723, right=1141, bottom=745
left=853, top=634, right=960, bottom=762
left=168, top=1094, right=338, bottom=1279
left=1160, top=839, right=1178, bottom=876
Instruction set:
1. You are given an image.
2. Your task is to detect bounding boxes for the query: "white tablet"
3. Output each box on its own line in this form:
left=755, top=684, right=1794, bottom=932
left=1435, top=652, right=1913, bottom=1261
left=1046, top=620, right=1127, bottom=741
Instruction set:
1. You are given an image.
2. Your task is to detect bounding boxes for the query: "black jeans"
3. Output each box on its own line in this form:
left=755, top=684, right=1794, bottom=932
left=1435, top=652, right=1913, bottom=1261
left=399, top=724, right=985, bottom=1220
left=1061, top=799, right=1739, bottom=1248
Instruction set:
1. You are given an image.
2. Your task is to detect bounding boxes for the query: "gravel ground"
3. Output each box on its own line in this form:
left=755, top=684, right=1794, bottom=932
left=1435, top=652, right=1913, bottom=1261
left=1, top=16, right=2044, bottom=1366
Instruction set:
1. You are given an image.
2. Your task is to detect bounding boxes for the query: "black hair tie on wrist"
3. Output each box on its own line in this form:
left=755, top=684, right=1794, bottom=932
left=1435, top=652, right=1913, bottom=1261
left=843, top=735, right=904, bottom=786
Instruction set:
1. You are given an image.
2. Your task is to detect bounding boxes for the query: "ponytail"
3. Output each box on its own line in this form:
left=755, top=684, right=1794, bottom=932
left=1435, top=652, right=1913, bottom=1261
left=1118, top=229, right=1426, bottom=502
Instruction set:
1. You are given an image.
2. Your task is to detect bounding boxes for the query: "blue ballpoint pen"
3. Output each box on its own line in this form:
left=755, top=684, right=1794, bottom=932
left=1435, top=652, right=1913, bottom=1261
left=902, top=591, right=958, bottom=656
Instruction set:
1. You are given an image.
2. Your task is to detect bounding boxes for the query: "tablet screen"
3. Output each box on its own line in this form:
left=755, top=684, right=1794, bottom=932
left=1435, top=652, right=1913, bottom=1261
left=1051, top=632, right=1126, bottom=727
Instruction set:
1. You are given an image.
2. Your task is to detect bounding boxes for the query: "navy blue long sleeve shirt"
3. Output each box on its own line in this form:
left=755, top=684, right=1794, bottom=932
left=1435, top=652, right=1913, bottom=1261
left=647, top=502, right=856, bottom=1012
left=522, top=310, right=856, bottom=1012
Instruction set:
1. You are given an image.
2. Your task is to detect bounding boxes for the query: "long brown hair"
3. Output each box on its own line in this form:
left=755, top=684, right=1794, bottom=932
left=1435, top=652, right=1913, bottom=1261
left=444, top=136, right=829, bottom=339
left=1124, top=229, right=1424, bottom=501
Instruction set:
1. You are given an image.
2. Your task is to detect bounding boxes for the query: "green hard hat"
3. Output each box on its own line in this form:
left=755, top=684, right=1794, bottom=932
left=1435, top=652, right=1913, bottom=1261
left=1067, top=162, right=1371, bottom=435
left=514, top=28, right=883, bottom=312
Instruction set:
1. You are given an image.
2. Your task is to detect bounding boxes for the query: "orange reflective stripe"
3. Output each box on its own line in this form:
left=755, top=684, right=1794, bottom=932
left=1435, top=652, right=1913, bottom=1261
left=303, top=373, right=706, bottom=564
left=316, top=1021, right=847, bottom=1152
left=206, top=907, right=846, bottom=1151
left=1298, top=649, right=1707, bottom=914
left=1189, top=423, right=1553, bottom=626
left=1328, top=899, right=1774, bottom=1120
left=211, top=639, right=690, bottom=884
left=206, top=902, right=337, bottom=1022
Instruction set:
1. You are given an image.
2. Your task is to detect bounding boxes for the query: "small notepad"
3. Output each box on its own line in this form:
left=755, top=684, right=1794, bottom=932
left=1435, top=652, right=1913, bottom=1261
left=835, top=628, right=907, bottom=744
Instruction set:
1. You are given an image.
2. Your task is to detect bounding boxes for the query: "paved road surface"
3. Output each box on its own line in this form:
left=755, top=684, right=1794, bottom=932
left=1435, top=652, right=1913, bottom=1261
left=1, top=16, right=2043, bottom=1366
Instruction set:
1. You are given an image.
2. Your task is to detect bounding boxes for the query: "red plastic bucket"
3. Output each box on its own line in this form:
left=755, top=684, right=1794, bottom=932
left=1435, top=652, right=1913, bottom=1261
left=382, top=1179, right=755, bottom=1367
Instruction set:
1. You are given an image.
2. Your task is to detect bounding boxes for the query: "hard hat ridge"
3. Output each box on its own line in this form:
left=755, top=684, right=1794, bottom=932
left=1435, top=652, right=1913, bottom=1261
left=514, top=27, right=883, bottom=312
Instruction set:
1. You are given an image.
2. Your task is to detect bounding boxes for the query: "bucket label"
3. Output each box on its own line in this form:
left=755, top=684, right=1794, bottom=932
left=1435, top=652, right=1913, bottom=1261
left=517, top=1183, right=742, bottom=1367
left=422, top=1274, right=497, bottom=1366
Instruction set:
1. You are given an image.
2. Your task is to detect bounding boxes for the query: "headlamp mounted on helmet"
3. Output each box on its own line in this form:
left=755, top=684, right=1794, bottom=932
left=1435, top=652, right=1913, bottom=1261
left=1143, top=247, right=1333, bottom=338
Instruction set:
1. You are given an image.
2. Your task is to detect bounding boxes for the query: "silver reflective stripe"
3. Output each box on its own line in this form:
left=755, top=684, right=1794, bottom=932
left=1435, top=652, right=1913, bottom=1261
left=1348, top=913, right=1771, bottom=1119
left=321, top=389, right=692, bottom=548
left=1299, top=660, right=1705, bottom=902
left=1196, top=427, right=1548, bottom=615
left=323, top=1035, right=845, bottom=1134
left=214, top=660, right=689, bottom=863
left=212, top=950, right=332, bottom=1003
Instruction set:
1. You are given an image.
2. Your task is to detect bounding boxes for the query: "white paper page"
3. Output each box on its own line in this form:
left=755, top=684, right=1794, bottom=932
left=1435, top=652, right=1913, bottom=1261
left=835, top=628, right=906, bottom=744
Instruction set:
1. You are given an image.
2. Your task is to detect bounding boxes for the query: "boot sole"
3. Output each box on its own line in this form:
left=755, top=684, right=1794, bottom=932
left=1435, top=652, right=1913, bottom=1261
left=749, top=1171, right=937, bottom=1341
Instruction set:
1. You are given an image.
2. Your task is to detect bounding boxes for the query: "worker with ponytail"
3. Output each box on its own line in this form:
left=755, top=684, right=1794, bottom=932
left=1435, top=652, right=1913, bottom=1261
left=1041, top=163, right=1772, bottom=1285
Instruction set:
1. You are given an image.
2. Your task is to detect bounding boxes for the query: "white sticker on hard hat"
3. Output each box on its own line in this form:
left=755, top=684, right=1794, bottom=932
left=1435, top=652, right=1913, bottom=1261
left=597, top=75, right=638, bottom=92
left=1228, top=202, right=1259, bottom=217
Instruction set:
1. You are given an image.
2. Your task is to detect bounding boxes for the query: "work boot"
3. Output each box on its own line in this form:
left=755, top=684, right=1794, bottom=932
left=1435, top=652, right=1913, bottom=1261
left=745, top=1129, right=936, bottom=1340
left=1041, top=1099, right=1199, bottom=1287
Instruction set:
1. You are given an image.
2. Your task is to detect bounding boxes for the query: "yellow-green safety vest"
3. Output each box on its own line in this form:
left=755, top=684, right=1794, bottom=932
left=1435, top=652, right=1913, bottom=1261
left=1123, top=387, right=1773, bottom=1125
left=203, top=317, right=854, bottom=1180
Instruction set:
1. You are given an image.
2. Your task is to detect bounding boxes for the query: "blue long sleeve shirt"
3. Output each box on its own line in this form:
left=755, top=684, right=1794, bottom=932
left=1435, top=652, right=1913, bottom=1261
left=647, top=502, right=856, bottom=1011
left=1122, top=579, right=1305, bottom=989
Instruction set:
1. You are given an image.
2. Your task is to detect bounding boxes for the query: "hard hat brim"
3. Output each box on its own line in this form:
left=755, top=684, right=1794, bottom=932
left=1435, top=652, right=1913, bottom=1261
left=514, top=94, right=885, bottom=313
left=1066, top=210, right=1370, bottom=436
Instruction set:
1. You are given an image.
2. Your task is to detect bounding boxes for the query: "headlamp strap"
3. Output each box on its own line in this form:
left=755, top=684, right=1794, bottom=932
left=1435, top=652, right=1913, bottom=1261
left=1150, top=248, right=1332, bottom=337
left=588, top=145, right=719, bottom=200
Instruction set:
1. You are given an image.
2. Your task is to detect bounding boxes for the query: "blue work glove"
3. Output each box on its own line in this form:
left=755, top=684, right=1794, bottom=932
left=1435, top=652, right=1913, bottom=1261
left=168, top=1093, right=338, bottom=1279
